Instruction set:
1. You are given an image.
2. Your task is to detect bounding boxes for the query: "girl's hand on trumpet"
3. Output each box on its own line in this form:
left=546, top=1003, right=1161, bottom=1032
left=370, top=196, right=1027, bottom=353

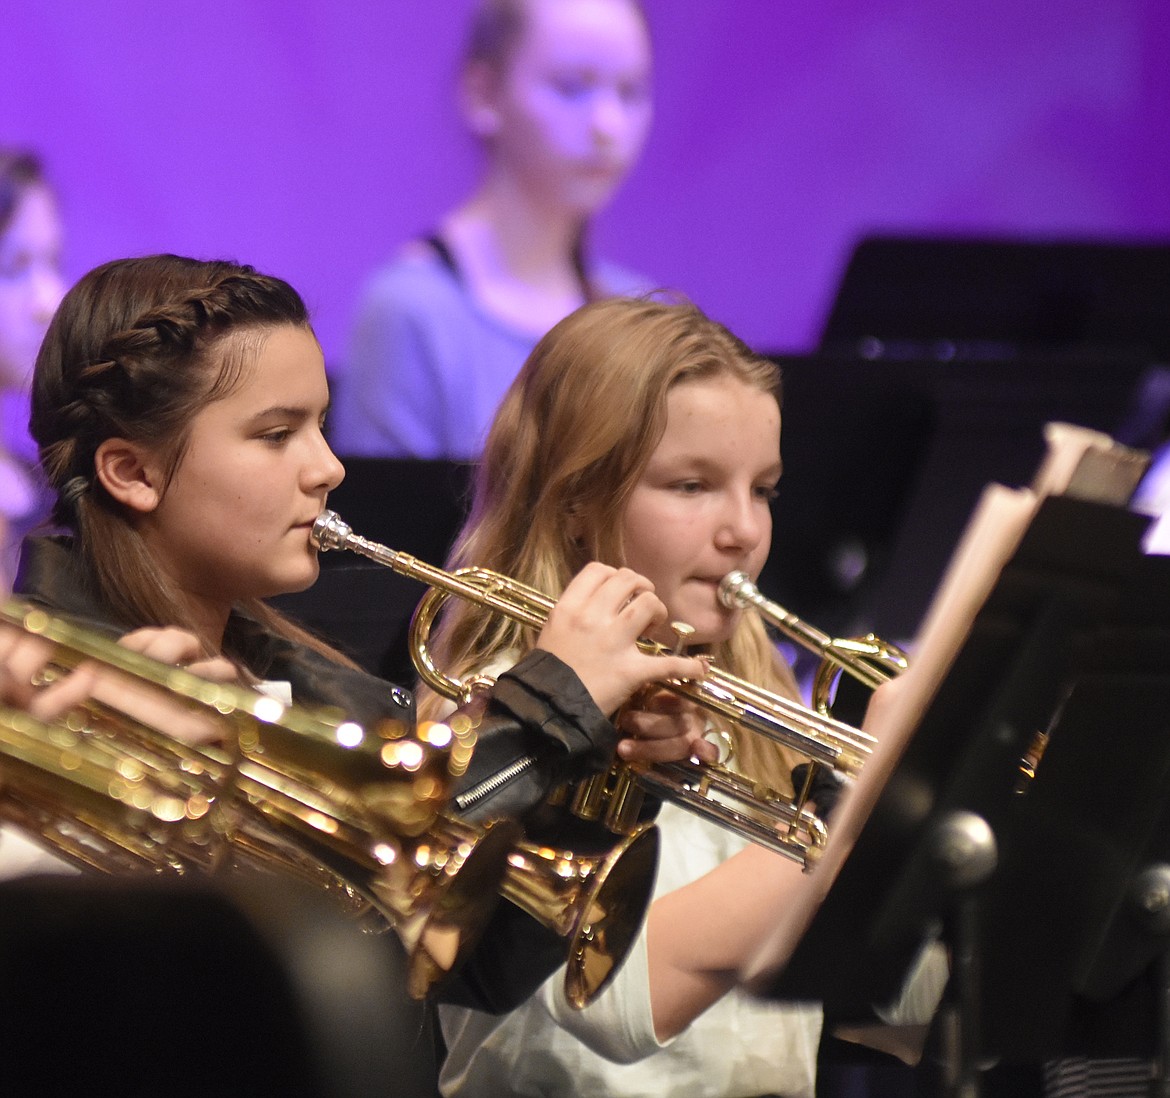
left=617, top=689, right=720, bottom=765
left=534, top=562, right=708, bottom=725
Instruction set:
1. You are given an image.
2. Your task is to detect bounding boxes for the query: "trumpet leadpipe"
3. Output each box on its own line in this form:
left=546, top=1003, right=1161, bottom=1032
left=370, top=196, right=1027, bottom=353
left=312, top=511, right=549, bottom=630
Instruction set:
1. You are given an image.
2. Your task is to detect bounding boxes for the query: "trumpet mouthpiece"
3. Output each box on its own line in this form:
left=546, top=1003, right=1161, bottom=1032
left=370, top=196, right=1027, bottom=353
left=718, top=570, right=756, bottom=610
left=311, top=510, right=351, bottom=553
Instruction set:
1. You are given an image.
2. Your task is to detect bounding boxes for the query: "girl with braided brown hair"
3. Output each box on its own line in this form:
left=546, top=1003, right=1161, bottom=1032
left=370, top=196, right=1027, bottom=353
left=11, top=253, right=714, bottom=1023
left=19, top=249, right=707, bottom=776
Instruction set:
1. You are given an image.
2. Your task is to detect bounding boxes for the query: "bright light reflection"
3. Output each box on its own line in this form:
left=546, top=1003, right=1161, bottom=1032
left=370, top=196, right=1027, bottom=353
left=335, top=721, right=363, bottom=748
left=186, top=795, right=211, bottom=820
left=448, top=714, right=473, bottom=736
left=422, top=722, right=453, bottom=748
left=253, top=696, right=285, bottom=723
left=151, top=795, right=187, bottom=823
left=384, top=741, right=424, bottom=770
left=306, top=811, right=339, bottom=835
left=117, top=759, right=145, bottom=781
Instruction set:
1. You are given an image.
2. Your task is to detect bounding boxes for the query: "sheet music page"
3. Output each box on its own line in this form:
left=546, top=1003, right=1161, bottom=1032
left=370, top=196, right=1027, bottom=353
left=1032, top=421, right=1148, bottom=506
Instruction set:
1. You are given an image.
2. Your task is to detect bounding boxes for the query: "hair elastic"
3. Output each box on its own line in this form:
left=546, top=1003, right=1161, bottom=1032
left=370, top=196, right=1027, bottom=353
left=59, top=476, right=90, bottom=508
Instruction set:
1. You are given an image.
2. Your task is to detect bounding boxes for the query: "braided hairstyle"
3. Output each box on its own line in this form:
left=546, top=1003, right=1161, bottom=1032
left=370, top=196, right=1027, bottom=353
left=29, top=254, right=336, bottom=657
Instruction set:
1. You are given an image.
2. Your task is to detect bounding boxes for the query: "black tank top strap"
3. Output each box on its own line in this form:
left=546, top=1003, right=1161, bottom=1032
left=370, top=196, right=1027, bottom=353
left=424, top=233, right=462, bottom=281
left=426, top=230, right=595, bottom=300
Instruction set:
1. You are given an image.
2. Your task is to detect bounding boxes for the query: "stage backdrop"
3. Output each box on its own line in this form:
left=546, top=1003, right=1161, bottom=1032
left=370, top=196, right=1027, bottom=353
left=3, top=0, right=1168, bottom=370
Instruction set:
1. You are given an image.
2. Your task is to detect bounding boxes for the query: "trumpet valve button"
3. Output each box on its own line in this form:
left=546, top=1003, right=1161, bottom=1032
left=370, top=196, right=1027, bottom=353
left=669, top=621, right=696, bottom=655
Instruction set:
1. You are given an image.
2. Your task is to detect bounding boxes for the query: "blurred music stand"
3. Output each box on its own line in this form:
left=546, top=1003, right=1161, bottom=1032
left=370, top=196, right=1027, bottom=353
left=757, top=486, right=1170, bottom=1093
left=0, top=871, right=440, bottom=1097
left=819, top=235, right=1170, bottom=363
left=999, top=546, right=1170, bottom=1088
left=763, top=351, right=1152, bottom=645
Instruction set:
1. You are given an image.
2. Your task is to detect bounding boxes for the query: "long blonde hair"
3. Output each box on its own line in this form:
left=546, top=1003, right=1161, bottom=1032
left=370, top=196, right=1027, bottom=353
left=420, top=296, right=801, bottom=790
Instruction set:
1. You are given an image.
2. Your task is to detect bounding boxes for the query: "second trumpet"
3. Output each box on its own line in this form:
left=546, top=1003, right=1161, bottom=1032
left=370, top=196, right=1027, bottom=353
left=311, top=510, right=876, bottom=866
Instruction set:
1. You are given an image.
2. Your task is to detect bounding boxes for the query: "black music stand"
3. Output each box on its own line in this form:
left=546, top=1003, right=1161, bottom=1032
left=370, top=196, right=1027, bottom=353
left=761, top=493, right=1170, bottom=1093
left=819, top=235, right=1170, bottom=363
left=763, top=352, right=1152, bottom=644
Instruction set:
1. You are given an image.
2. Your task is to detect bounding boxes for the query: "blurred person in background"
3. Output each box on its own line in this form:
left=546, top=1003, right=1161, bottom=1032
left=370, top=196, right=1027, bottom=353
left=0, top=148, right=65, bottom=587
left=332, top=0, right=657, bottom=459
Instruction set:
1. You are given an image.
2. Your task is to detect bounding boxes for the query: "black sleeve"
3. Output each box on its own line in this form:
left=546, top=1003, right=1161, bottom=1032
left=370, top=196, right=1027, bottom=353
left=451, top=649, right=619, bottom=824
left=441, top=650, right=648, bottom=1013
left=436, top=897, right=566, bottom=1014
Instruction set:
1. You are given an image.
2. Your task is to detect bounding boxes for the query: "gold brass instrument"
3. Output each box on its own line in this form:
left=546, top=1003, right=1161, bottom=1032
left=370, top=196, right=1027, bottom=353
left=503, top=824, right=658, bottom=1008
left=718, top=570, right=908, bottom=715
left=0, top=600, right=653, bottom=1007
left=0, top=598, right=513, bottom=999
left=311, top=510, right=874, bottom=867
left=1, top=700, right=225, bottom=874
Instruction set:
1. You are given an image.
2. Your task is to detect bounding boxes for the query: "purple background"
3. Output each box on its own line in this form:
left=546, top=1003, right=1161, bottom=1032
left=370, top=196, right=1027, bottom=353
left=4, top=0, right=1169, bottom=371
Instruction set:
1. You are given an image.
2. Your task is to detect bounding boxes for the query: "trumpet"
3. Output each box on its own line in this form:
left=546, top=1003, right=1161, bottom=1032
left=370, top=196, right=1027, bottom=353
left=719, top=570, right=908, bottom=715
left=0, top=600, right=653, bottom=1007
left=311, top=510, right=875, bottom=866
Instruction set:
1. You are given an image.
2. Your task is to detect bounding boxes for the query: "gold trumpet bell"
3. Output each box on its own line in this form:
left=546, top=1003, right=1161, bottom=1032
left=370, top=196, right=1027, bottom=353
left=502, top=823, right=660, bottom=1009
left=387, top=814, right=522, bottom=1000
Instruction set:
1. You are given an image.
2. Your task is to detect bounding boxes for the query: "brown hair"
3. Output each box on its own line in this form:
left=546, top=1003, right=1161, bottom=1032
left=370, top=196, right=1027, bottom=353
left=30, top=253, right=350, bottom=666
left=421, top=295, right=801, bottom=789
left=465, top=0, right=649, bottom=72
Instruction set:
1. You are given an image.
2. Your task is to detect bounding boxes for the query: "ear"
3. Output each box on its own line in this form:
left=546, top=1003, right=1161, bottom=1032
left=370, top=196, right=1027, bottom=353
left=460, top=59, right=502, bottom=139
left=93, top=438, right=164, bottom=514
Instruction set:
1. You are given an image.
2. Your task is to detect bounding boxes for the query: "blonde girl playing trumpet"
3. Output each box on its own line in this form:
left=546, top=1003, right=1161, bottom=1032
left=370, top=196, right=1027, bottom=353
left=423, top=296, right=870, bottom=1098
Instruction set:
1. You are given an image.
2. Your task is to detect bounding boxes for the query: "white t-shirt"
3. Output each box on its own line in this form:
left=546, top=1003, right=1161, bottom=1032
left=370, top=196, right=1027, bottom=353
left=439, top=798, right=823, bottom=1098
left=0, top=824, right=78, bottom=882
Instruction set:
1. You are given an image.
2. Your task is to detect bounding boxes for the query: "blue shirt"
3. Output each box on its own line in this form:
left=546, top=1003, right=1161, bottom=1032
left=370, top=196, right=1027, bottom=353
left=331, top=242, right=654, bottom=459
